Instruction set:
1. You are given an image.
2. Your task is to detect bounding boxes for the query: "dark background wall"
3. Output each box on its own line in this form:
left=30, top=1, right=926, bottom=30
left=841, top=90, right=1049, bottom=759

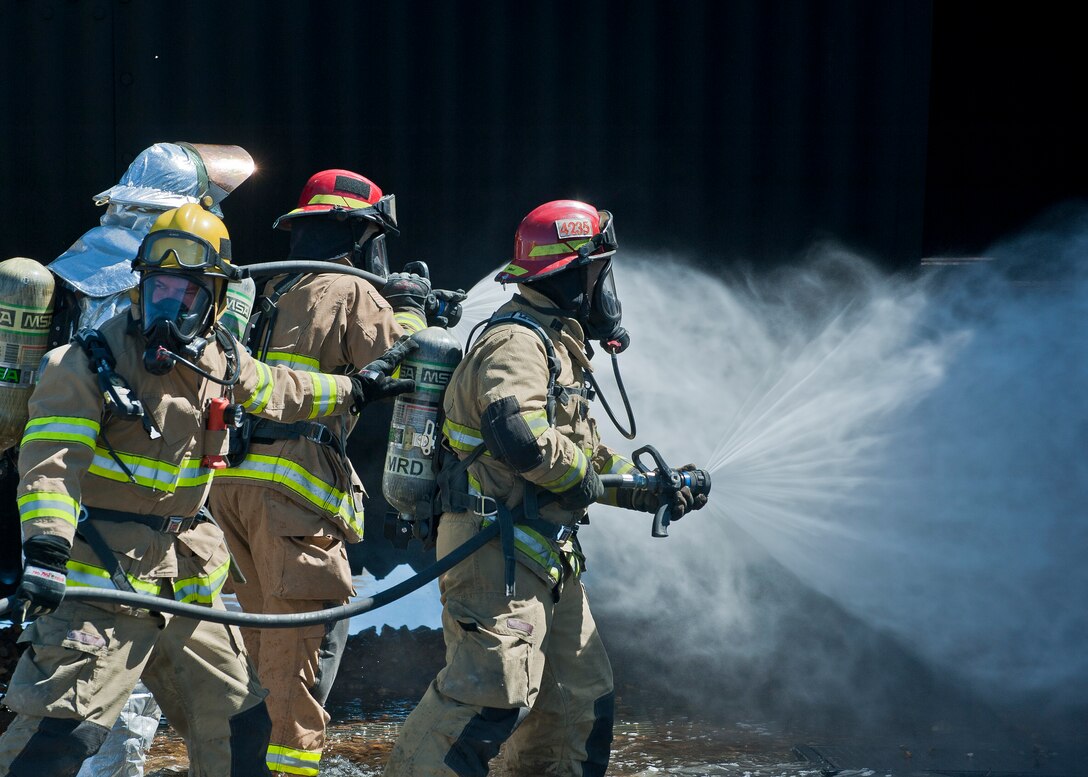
left=1, top=0, right=1086, bottom=577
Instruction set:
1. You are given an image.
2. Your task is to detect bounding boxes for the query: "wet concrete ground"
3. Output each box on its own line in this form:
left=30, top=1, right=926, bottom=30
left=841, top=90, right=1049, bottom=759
left=144, top=696, right=1086, bottom=777
left=146, top=701, right=823, bottom=777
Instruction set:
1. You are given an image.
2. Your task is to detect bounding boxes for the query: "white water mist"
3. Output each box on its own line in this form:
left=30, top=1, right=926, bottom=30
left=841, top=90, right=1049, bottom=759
left=574, top=213, right=1088, bottom=716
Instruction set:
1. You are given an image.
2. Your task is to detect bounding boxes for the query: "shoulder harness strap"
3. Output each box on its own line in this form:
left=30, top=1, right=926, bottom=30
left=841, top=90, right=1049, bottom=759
left=478, top=311, right=563, bottom=425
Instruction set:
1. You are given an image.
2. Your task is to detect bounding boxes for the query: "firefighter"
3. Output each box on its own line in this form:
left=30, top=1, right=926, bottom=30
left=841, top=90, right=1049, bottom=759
left=0, top=204, right=415, bottom=777
left=384, top=200, right=707, bottom=776
left=207, top=169, right=461, bottom=777
left=47, top=141, right=254, bottom=344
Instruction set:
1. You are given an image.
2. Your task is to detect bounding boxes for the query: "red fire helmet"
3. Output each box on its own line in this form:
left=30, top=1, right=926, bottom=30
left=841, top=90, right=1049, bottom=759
left=495, top=199, right=617, bottom=284
left=272, top=169, right=399, bottom=234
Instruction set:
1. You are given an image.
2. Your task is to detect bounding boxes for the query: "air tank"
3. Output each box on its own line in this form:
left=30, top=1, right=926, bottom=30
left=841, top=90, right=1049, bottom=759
left=0, top=258, right=55, bottom=450
left=221, top=276, right=256, bottom=344
left=383, top=326, right=463, bottom=521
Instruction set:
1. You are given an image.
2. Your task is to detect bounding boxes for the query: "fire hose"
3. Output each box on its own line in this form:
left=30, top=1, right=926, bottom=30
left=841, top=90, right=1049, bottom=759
left=1, top=453, right=709, bottom=627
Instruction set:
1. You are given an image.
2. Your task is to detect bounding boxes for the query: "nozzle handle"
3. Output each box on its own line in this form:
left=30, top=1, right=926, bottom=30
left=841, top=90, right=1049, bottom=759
left=651, top=504, right=671, bottom=538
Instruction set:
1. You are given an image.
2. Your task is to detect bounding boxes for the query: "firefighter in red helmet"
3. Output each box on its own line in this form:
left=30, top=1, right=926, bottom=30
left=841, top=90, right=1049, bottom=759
left=384, top=200, right=706, bottom=777
left=209, top=169, right=462, bottom=776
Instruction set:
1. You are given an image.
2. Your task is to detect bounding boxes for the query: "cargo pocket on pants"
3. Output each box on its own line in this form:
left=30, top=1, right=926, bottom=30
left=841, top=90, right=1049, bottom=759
left=268, top=533, right=354, bottom=601
left=437, top=600, right=541, bottom=709
left=10, top=606, right=114, bottom=719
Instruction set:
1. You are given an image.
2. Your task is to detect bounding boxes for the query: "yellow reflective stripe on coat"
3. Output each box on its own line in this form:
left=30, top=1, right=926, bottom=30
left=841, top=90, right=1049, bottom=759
left=521, top=408, right=550, bottom=437
left=306, top=371, right=339, bottom=419
left=443, top=418, right=485, bottom=453
left=21, top=416, right=99, bottom=449
left=213, top=454, right=364, bottom=537
left=173, top=558, right=230, bottom=605
left=241, top=359, right=274, bottom=414
left=600, top=454, right=636, bottom=506
left=89, top=450, right=213, bottom=492
left=265, top=351, right=321, bottom=372
left=66, top=560, right=162, bottom=595
left=394, top=309, right=426, bottom=335
left=481, top=514, right=563, bottom=584
left=17, top=491, right=80, bottom=527
left=539, top=448, right=588, bottom=493
left=267, top=743, right=322, bottom=776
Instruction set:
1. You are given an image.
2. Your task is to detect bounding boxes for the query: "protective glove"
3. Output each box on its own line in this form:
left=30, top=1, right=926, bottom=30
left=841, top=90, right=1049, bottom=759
left=556, top=468, right=605, bottom=510
left=11, top=534, right=71, bottom=622
left=669, top=464, right=709, bottom=520
left=381, top=271, right=431, bottom=316
left=350, top=336, right=419, bottom=414
left=426, top=288, right=467, bottom=328
left=617, top=464, right=708, bottom=521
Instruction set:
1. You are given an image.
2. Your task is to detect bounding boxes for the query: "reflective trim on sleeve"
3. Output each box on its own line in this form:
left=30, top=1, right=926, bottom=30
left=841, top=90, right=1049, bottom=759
left=241, top=359, right=274, bottom=414
left=265, top=351, right=321, bottom=372
left=521, top=408, right=550, bottom=438
left=601, top=454, right=636, bottom=475
left=173, top=558, right=231, bottom=605
left=267, top=743, right=322, bottom=776
left=539, top=449, right=588, bottom=493
left=394, top=310, right=426, bottom=335
left=307, top=371, right=339, bottom=419
left=443, top=418, right=485, bottom=453
left=17, top=491, right=80, bottom=527
left=21, top=416, right=100, bottom=449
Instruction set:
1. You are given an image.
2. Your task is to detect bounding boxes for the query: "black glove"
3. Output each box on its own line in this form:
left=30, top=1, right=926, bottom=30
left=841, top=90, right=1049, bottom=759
left=426, top=288, right=467, bottom=328
left=617, top=464, right=708, bottom=521
left=350, top=336, right=419, bottom=413
left=11, top=534, right=71, bottom=622
left=668, top=464, right=709, bottom=521
left=556, top=468, right=605, bottom=510
left=381, top=271, right=432, bottom=316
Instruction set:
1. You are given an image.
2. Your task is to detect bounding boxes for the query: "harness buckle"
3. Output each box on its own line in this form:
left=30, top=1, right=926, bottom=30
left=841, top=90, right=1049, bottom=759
left=554, top=524, right=575, bottom=543
left=304, top=423, right=333, bottom=445
left=473, top=494, right=498, bottom=518
left=162, top=516, right=188, bottom=534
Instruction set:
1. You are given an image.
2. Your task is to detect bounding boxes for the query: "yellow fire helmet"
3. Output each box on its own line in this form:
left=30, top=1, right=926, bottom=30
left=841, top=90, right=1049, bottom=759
left=134, top=203, right=239, bottom=321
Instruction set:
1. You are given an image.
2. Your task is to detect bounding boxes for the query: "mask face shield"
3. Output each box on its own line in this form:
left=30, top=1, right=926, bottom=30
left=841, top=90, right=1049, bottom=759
left=139, top=271, right=216, bottom=345
left=583, top=257, right=624, bottom=341
left=355, top=232, right=390, bottom=279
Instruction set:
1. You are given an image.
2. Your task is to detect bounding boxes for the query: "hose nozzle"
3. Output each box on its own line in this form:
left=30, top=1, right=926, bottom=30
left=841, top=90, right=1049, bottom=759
left=598, top=445, right=712, bottom=537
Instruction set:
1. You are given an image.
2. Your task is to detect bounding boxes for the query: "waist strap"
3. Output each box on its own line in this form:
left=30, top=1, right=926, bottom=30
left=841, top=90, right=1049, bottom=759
left=251, top=418, right=336, bottom=445
left=82, top=505, right=212, bottom=535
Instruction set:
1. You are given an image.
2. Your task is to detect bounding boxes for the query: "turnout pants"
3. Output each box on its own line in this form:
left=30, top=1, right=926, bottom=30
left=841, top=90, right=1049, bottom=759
left=0, top=598, right=270, bottom=777
left=209, top=484, right=354, bottom=777
left=384, top=511, right=615, bottom=777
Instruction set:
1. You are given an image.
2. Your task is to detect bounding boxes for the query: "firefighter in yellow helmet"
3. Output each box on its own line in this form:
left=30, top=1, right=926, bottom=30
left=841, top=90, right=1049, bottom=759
left=383, top=200, right=706, bottom=777
left=208, top=168, right=463, bottom=777
left=0, top=204, right=416, bottom=777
